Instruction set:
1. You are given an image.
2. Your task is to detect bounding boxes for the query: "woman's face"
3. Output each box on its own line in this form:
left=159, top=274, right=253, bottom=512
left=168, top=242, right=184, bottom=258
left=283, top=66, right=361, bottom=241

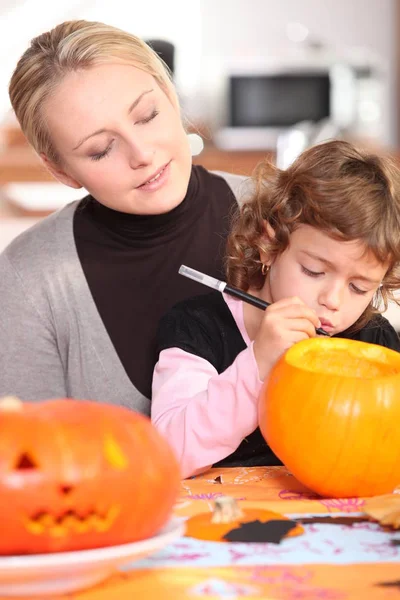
left=42, top=63, right=192, bottom=215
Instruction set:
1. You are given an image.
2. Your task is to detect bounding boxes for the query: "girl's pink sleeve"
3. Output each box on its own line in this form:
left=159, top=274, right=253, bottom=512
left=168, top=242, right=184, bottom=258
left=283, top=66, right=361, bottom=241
left=151, top=345, right=263, bottom=479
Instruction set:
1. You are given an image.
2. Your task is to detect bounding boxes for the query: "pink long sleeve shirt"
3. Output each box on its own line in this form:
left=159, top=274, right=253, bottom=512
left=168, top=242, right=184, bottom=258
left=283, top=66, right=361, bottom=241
left=151, top=294, right=264, bottom=479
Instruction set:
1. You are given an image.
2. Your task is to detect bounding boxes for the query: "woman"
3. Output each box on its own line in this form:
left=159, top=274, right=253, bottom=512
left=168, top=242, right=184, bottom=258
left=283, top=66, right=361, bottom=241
left=0, top=20, right=250, bottom=411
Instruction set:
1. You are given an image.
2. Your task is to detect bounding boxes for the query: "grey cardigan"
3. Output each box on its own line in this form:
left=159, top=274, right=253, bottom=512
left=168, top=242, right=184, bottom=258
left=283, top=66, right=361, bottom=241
left=0, top=171, right=251, bottom=413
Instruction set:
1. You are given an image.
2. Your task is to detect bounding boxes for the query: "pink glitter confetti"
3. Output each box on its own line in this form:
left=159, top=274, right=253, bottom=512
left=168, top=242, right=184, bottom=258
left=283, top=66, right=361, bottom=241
left=319, top=498, right=365, bottom=513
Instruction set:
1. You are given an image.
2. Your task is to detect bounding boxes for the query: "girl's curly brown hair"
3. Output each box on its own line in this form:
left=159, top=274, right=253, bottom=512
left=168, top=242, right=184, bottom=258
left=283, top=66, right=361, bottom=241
left=226, top=140, right=400, bottom=330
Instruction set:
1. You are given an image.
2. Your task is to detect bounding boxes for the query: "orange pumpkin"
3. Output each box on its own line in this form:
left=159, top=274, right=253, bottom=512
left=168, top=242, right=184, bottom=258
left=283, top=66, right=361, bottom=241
left=259, top=337, right=400, bottom=498
left=0, top=397, right=181, bottom=555
left=185, top=496, right=304, bottom=542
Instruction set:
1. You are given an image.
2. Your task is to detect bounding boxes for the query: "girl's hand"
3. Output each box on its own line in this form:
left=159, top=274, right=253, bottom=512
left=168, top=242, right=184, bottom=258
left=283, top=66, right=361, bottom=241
left=253, top=296, right=321, bottom=380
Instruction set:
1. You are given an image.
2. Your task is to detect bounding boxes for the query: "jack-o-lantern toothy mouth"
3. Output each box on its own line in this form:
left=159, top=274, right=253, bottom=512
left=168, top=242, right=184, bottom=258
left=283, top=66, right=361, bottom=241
left=24, top=507, right=120, bottom=537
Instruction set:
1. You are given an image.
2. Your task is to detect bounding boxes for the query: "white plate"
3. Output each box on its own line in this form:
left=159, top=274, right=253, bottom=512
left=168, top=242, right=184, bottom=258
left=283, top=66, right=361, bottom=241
left=2, top=183, right=87, bottom=211
left=0, top=516, right=184, bottom=597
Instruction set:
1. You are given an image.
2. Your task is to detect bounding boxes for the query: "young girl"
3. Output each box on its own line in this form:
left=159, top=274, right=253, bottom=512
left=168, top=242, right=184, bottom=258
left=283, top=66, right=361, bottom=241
left=151, top=140, right=400, bottom=479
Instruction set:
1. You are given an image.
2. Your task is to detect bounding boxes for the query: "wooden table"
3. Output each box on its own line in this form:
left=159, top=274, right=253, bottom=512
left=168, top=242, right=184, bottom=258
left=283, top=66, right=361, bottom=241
left=8, top=466, right=396, bottom=600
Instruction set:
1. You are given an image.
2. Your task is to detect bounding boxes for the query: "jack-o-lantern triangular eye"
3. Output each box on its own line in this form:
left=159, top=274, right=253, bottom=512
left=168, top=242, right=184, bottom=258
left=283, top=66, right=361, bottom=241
left=14, top=453, right=38, bottom=470
left=103, top=435, right=128, bottom=470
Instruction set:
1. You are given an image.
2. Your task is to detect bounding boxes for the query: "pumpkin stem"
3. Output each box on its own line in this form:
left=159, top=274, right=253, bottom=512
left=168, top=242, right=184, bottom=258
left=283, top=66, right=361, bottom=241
left=211, top=496, right=244, bottom=524
left=0, top=396, right=23, bottom=411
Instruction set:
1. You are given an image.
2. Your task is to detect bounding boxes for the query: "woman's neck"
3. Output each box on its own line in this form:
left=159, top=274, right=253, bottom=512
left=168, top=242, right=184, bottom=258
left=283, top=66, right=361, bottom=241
left=81, top=165, right=200, bottom=246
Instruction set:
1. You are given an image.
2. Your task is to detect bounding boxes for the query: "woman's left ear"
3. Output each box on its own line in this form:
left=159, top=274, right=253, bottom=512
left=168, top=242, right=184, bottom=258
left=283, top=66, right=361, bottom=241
left=40, top=153, right=82, bottom=189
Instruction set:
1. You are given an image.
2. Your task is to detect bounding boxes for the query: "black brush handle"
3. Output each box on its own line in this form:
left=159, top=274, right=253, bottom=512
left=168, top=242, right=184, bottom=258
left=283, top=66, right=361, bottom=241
left=224, top=284, right=330, bottom=337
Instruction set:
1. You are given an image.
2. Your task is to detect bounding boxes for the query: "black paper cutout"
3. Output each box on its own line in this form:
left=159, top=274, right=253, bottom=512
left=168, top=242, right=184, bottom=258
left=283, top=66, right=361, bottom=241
left=391, top=538, right=400, bottom=547
left=297, top=516, right=367, bottom=527
left=223, top=519, right=298, bottom=543
left=213, top=476, right=222, bottom=484
left=376, top=579, right=400, bottom=590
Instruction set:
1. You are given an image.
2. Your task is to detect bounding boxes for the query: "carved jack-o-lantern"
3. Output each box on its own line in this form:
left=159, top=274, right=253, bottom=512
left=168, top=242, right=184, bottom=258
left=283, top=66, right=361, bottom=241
left=0, top=397, right=181, bottom=555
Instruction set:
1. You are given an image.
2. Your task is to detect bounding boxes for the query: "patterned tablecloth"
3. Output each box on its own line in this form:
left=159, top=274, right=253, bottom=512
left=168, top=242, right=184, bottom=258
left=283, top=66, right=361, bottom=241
left=4, top=467, right=400, bottom=599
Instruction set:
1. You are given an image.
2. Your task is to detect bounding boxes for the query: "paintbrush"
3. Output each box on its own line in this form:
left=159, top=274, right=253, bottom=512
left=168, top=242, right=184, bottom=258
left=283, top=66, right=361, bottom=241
left=179, top=264, right=330, bottom=337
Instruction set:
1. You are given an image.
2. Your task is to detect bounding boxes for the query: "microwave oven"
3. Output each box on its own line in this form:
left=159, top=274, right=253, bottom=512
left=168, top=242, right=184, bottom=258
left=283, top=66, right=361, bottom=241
left=214, top=64, right=356, bottom=150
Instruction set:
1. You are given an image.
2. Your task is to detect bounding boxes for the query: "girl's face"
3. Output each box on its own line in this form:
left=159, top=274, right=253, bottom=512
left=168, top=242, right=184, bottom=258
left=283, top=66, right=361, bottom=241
left=261, top=224, right=388, bottom=335
left=41, top=63, right=192, bottom=215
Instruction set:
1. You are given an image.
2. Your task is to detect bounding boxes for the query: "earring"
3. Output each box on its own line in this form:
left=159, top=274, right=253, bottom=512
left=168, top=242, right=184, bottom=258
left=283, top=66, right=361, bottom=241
left=261, top=263, right=270, bottom=276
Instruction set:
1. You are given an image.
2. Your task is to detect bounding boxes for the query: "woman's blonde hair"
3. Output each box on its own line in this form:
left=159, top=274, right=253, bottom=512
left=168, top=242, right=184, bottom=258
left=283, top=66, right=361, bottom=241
left=9, top=20, right=177, bottom=163
left=227, top=140, right=400, bottom=329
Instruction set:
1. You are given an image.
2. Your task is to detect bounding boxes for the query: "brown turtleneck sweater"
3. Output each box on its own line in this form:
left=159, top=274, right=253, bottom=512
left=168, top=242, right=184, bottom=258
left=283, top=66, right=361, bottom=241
left=73, top=165, right=238, bottom=398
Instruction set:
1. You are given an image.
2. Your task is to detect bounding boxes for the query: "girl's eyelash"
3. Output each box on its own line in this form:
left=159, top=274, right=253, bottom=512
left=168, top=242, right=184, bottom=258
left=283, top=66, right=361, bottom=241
left=350, top=284, right=368, bottom=295
left=302, top=266, right=368, bottom=295
left=301, top=265, right=323, bottom=277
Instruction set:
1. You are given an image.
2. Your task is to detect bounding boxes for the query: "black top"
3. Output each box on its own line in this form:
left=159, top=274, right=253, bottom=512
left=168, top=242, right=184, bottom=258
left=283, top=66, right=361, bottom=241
left=155, top=291, right=400, bottom=468
left=73, top=165, right=237, bottom=399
